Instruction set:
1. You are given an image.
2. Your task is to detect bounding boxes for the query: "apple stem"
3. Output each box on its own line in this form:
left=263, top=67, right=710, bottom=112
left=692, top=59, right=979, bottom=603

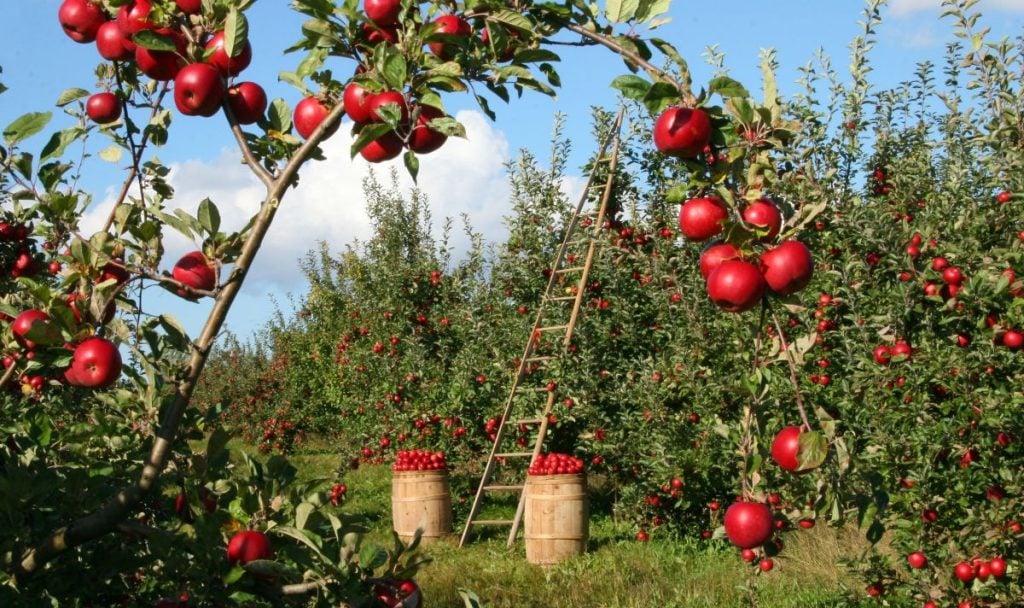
left=770, top=310, right=813, bottom=432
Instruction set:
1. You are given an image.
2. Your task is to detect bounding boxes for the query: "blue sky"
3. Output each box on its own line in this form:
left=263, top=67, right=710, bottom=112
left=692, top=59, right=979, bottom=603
left=2, top=0, right=1023, bottom=340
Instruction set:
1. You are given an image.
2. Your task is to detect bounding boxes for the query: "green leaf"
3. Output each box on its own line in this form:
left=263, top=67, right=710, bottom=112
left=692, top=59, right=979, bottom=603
left=636, top=0, right=671, bottom=23
left=40, top=128, right=84, bottom=162
left=709, top=76, right=750, bottom=99
left=489, top=10, right=533, bottom=33
left=197, top=198, right=221, bottom=235
left=610, top=75, right=651, bottom=101
left=350, top=123, right=392, bottom=158
left=133, top=30, right=177, bottom=52
left=403, top=150, right=419, bottom=182
left=4, top=112, right=52, bottom=146
left=358, top=543, right=388, bottom=570
left=56, top=88, right=90, bottom=107
left=511, top=49, right=560, bottom=64
left=272, top=525, right=330, bottom=562
left=295, top=502, right=315, bottom=531
left=606, top=0, right=639, bottom=23
left=380, top=51, right=408, bottom=91
left=268, top=98, right=292, bottom=133
left=797, top=431, right=827, bottom=470
left=224, top=9, right=249, bottom=59
left=159, top=314, right=191, bottom=350
left=99, top=145, right=123, bottom=163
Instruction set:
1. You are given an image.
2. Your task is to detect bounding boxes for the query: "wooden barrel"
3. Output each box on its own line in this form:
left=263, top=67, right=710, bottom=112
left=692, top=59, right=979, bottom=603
left=524, top=473, right=588, bottom=565
left=391, top=470, right=452, bottom=545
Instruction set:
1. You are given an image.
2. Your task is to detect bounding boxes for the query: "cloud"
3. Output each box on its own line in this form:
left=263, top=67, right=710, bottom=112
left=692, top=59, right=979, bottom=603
left=890, top=0, right=1024, bottom=16
left=82, top=110, right=515, bottom=292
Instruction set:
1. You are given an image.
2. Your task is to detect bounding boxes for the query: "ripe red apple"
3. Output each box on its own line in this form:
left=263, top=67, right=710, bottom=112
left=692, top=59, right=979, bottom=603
left=891, top=340, right=912, bottom=361
left=226, top=82, right=267, bottom=125
left=172, top=251, right=216, bottom=296
left=68, top=337, right=122, bottom=389
left=360, top=132, right=404, bottom=163
left=953, top=561, right=975, bottom=583
left=205, top=31, right=253, bottom=77
left=135, top=29, right=185, bottom=81
left=86, top=92, right=121, bottom=124
left=293, top=97, right=339, bottom=140
left=942, top=267, right=963, bottom=285
left=996, top=190, right=1012, bottom=204
left=742, top=199, right=782, bottom=240
left=706, top=260, right=765, bottom=313
left=1002, top=329, right=1023, bottom=349
left=364, top=0, right=402, bottom=26
left=723, top=501, right=773, bottom=549
left=678, top=197, right=727, bottom=241
left=176, top=0, right=202, bottom=15
left=59, top=0, right=107, bottom=43
left=117, top=0, right=153, bottom=35
left=932, top=256, right=949, bottom=271
left=408, top=105, right=448, bottom=154
left=906, top=551, right=927, bottom=569
left=95, top=20, right=134, bottom=61
left=759, top=240, right=813, bottom=296
left=770, top=425, right=804, bottom=472
left=653, top=106, right=712, bottom=158
left=988, top=556, right=1007, bottom=578
left=758, top=558, right=774, bottom=572
left=174, top=63, right=226, bottom=117
left=428, top=14, right=472, bottom=59
left=12, top=310, right=53, bottom=350
left=699, top=241, right=740, bottom=280
left=873, top=345, right=891, bottom=365
left=366, top=90, right=409, bottom=123
left=361, top=22, right=399, bottom=45
left=635, top=530, right=649, bottom=542
left=344, top=82, right=374, bottom=124
left=226, top=530, right=272, bottom=565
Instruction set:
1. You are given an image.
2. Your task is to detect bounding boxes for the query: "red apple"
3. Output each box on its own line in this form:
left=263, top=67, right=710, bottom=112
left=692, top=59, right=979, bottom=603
left=906, top=551, right=927, bottom=569
left=759, top=240, right=813, bottom=296
left=12, top=310, right=53, bottom=350
left=293, top=97, right=339, bottom=140
left=408, top=105, right=447, bottom=154
left=366, top=90, right=408, bottom=123
left=699, top=241, right=740, bottom=280
left=86, top=92, right=121, bottom=124
left=360, top=132, right=404, bottom=163
left=996, top=190, right=1012, bottom=204
left=68, top=337, right=122, bottom=389
left=428, top=14, right=472, bottom=59
left=205, top=31, right=253, bottom=77
left=172, top=251, right=216, bottom=296
left=678, top=197, right=727, bottom=241
left=59, top=0, right=107, bottom=43
left=176, top=0, right=202, bottom=15
left=1002, top=329, right=1023, bottom=349
left=891, top=340, right=912, bottom=361
left=742, top=199, right=782, bottom=240
left=174, top=63, right=225, bottom=117
left=771, top=425, right=803, bottom=472
left=942, top=267, right=963, bottom=285
left=95, top=20, right=134, bottom=61
left=723, top=501, right=773, bottom=549
left=344, top=82, right=374, bottom=124
left=364, top=0, right=402, bottom=26
left=226, top=82, right=267, bottom=125
left=116, top=0, right=153, bottom=36
left=653, top=106, right=712, bottom=158
left=706, top=260, right=765, bottom=313
left=226, top=530, right=272, bottom=565
left=988, top=556, right=1007, bottom=578
left=953, top=561, right=975, bottom=583
left=361, top=22, right=399, bottom=45
left=135, top=29, right=185, bottom=81
left=873, top=345, right=891, bottom=365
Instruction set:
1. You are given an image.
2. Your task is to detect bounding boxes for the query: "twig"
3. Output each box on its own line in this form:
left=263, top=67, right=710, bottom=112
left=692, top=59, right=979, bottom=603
left=770, top=310, right=813, bottom=431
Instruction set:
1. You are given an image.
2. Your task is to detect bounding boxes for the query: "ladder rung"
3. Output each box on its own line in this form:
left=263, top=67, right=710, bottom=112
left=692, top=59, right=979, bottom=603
left=496, top=451, right=535, bottom=457
left=537, top=325, right=569, bottom=332
left=514, top=418, right=542, bottom=425
left=550, top=296, right=576, bottom=302
left=524, top=356, right=555, bottom=363
left=555, top=266, right=585, bottom=274
left=484, top=485, right=524, bottom=492
left=472, top=519, right=514, bottom=526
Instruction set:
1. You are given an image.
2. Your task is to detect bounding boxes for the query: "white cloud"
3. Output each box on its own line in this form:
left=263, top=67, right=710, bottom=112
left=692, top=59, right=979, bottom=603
left=81, top=110, right=515, bottom=293
left=890, top=0, right=1024, bottom=16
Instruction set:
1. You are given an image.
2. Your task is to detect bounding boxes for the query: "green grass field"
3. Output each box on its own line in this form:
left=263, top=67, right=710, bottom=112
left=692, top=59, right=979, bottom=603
left=282, top=448, right=873, bottom=608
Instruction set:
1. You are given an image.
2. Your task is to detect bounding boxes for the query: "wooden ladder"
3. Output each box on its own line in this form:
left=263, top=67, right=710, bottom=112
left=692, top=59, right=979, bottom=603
left=459, top=109, right=625, bottom=548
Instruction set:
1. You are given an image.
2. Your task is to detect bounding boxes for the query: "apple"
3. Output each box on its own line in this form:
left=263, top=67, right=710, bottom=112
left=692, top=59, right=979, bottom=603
left=360, top=132, right=404, bottom=163
left=408, top=106, right=447, bottom=154
left=59, top=0, right=107, bottom=43
left=931, top=256, right=949, bottom=271
left=742, top=199, right=782, bottom=240
left=366, top=90, right=409, bottom=123
left=98, top=259, right=131, bottom=285
left=678, top=197, right=727, bottom=241
left=364, top=0, right=402, bottom=26
left=1002, top=329, right=1023, bottom=349
left=135, top=29, right=186, bottom=81
left=12, top=310, right=53, bottom=350
left=344, top=82, right=374, bottom=124
left=758, top=558, right=774, bottom=572
left=953, top=561, right=975, bottom=583
left=205, top=31, right=253, bottom=77
left=942, top=267, right=963, bottom=285
left=68, top=337, right=122, bottom=389
left=699, top=241, right=740, bottom=280
left=996, top=190, right=1012, bottom=203
left=226, top=82, right=267, bottom=125
left=706, top=260, right=765, bottom=313
left=361, top=22, right=399, bottom=45
left=86, top=92, right=121, bottom=124
left=872, top=345, right=891, bottom=365
left=428, top=14, right=472, bottom=59
left=374, top=578, right=423, bottom=608
left=174, top=64, right=225, bottom=117
left=116, top=0, right=153, bottom=36
left=723, top=501, right=773, bottom=549
left=172, top=251, right=216, bottom=297
left=293, top=97, right=339, bottom=140
left=176, top=0, right=202, bottom=15
left=741, top=548, right=756, bottom=562
left=226, top=530, right=272, bottom=565
left=653, top=106, right=712, bottom=157
left=759, top=240, right=813, bottom=296
left=988, top=556, right=1007, bottom=578
left=906, top=551, right=927, bottom=569
left=891, top=340, right=912, bottom=361
left=770, top=425, right=805, bottom=472
left=95, top=20, right=134, bottom=61
left=635, top=530, right=649, bottom=542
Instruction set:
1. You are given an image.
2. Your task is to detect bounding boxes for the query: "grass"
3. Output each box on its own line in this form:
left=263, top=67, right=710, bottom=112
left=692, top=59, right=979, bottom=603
left=235, top=441, right=873, bottom=607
